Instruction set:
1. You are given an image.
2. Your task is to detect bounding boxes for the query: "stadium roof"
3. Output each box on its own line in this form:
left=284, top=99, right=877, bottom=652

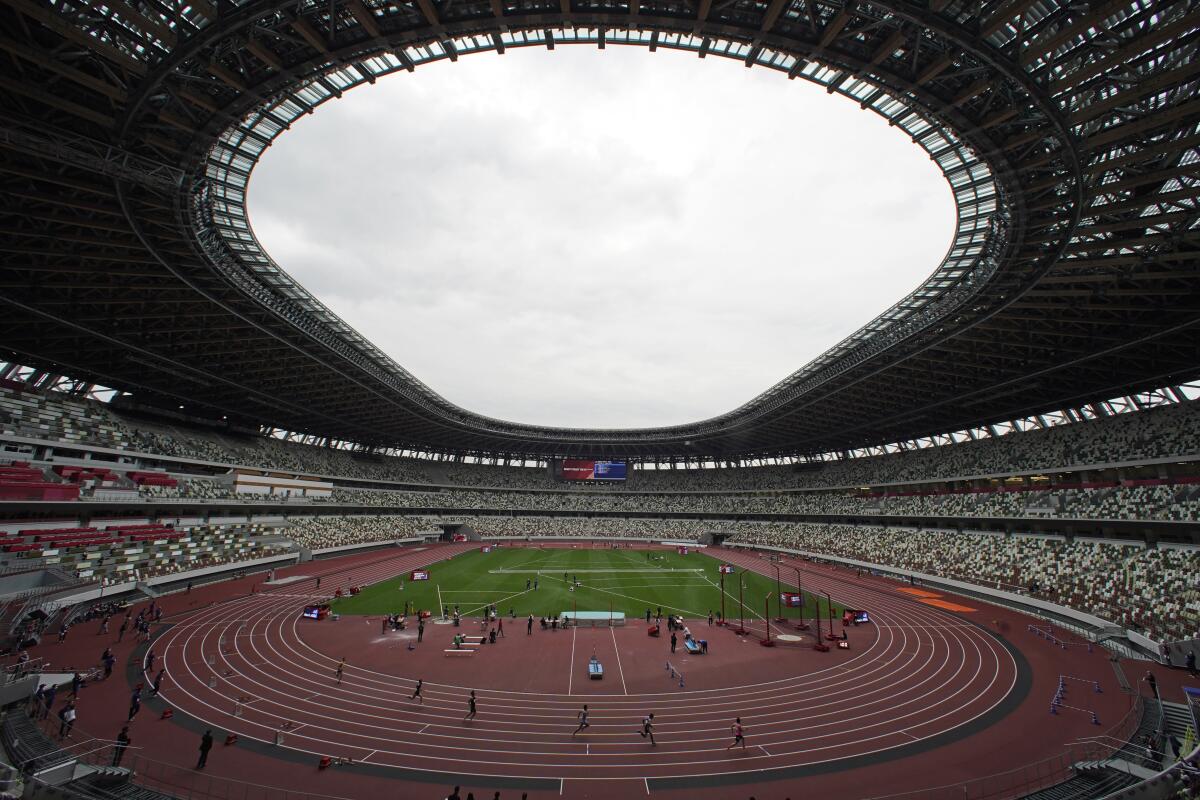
left=0, top=0, right=1197, bottom=461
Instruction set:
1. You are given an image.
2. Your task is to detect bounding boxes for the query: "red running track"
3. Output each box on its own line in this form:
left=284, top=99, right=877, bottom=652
left=146, top=543, right=1023, bottom=794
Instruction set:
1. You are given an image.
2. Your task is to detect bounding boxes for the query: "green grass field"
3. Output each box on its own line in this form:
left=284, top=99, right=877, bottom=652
left=330, top=546, right=841, bottom=623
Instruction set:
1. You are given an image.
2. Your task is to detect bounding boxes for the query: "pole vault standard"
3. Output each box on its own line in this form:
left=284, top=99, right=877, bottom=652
left=774, top=565, right=786, bottom=623
left=813, top=588, right=830, bottom=652
left=826, top=591, right=839, bottom=641
left=719, top=571, right=726, bottom=626
left=792, top=566, right=810, bottom=631
left=760, top=594, right=776, bottom=647
left=735, top=572, right=747, bottom=636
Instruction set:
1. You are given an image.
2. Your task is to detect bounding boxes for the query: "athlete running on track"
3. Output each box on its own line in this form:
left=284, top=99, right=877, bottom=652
left=572, top=705, right=590, bottom=736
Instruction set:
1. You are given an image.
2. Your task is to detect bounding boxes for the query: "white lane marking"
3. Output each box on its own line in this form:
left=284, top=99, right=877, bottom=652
left=153, top=545, right=1017, bottom=776
left=610, top=627, right=628, bottom=696
left=568, top=626, right=577, bottom=696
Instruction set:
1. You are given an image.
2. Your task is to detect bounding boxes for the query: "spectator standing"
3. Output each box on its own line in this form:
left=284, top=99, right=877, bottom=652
left=128, top=686, right=143, bottom=722
left=58, top=701, right=76, bottom=738
left=196, top=730, right=213, bottom=769
left=113, top=726, right=130, bottom=766
left=41, top=684, right=57, bottom=720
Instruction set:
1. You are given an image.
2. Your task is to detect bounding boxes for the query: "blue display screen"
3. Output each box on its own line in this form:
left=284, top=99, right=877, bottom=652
left=593, top=461, right=627, bottom=480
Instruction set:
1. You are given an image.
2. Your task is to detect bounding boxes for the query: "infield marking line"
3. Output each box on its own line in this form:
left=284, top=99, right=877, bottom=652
left=488, top=568, right=703, bottom=574
left=703, top=575, right=766, bottom=622
left=462, top=587, right=531, bottom=616
left=547, top=574, right=706, bottom=618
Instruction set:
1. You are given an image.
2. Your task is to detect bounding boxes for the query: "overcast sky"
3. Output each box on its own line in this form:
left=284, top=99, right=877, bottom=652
left=249, top=46, right=954, bottom=429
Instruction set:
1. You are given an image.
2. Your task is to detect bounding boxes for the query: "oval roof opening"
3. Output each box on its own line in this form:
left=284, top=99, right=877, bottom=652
left=250, top=46, right=955, bottom=429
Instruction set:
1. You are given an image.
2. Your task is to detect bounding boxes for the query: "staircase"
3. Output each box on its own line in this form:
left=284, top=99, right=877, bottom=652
left=1161, top=701, right=1195, bottom=739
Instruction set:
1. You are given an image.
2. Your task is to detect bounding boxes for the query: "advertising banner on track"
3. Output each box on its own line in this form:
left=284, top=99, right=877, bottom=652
left=780, top=593, right=803, bottom=607
left=677, top=546, right=689, bottom=555
left=718, top=564, right=735, bottom=574
left=480, top=545, right=492, bottom=553
left=410, top=570, right=429, bottom=581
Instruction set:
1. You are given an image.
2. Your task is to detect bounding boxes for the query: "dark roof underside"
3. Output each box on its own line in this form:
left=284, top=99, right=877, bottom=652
left=0, top=0, right=1197, bottom=459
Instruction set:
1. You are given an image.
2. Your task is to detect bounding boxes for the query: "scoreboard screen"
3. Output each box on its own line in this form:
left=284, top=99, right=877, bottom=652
left=556, top=460, right=627, bottom=482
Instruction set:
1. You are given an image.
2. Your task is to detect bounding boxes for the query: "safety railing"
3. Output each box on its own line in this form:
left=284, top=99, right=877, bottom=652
left=14, top=696, right=1147, bottom=800
left=2, top=656, right=46, bottom=685
left=855, top=697, right=1143, bottom=800
left=22, top=709, right=354, bottom=800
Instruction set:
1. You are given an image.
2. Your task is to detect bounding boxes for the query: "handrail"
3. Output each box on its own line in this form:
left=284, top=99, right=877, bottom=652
left=9, top=689, right=1147, bottom=800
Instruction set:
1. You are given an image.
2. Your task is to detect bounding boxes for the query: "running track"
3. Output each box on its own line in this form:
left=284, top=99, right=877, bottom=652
left=148, top=543, right=1024, bottom=793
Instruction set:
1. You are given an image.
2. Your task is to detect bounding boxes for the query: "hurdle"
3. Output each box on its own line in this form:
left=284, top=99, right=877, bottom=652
left=664, top=661, right=685, bottom=688
left=1059, top=674, right=1103, bottom=693
left=1028, top=623, right=1095, bottom=653
left=1049, top=675, right=1101, bottom=724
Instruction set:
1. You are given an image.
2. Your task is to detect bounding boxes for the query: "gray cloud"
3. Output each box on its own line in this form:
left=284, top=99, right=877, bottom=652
left=249, top=46, right=954, bottom=429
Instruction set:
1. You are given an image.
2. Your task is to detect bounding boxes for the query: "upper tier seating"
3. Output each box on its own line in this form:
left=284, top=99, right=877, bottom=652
left=3, top=384, right=1200, bottom=492
left=323, top=481, right=1200, bottom=523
